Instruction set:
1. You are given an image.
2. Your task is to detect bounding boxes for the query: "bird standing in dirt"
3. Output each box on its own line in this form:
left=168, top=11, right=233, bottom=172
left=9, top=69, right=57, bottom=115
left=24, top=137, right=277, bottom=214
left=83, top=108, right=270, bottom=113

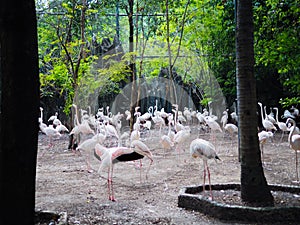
left=258, top=130, right=273, bottom=164
left=190, top=138, right=221, bottom=200
left=286, top=118, right=300, bottom=183
left=76, top=132, right=106, bottom=172
left=274, top=107, right=288, bottom=143
left=174, top=127, right=190, bottom=158
left=39, top=124, right=61, bottom=148
left=258, top=102, right=277, bottom=132
left=95, top=144, right=132, bottom=201
left=95, top=140, right=153, bottom=201
left=160, top=135, right=174, bottom=156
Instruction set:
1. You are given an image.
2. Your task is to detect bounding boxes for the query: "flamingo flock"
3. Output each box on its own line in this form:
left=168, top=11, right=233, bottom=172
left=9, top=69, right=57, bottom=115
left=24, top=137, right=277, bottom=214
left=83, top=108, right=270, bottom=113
left=38, top=101, right=300, bottom=200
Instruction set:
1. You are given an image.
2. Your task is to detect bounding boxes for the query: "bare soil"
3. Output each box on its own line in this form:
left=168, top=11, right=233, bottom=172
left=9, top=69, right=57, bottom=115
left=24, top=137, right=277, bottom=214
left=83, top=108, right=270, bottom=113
left=35, top=126, right=300, bottom=225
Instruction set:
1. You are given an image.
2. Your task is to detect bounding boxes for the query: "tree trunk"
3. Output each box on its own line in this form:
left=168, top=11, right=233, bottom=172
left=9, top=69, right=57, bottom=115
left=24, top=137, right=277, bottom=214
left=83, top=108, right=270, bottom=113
left=127, top=0, right=137, bottom=132
left=165, top=0, right=177, bottom=106
left=236, top=0, right=274, bottom=206
left=0, top=0, right=40, bottom=224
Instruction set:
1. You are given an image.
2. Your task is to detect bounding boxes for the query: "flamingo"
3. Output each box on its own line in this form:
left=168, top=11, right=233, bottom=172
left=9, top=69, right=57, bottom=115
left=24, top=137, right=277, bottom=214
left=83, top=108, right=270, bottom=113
left=160, top=135, right=174, bottom=157
left=129, top=140, right=153, bottom=179
left=124, top=110, right=131, bottom=121
left=195, top=111, right=207, bottom=133
left=160, top=118, right=175, bottom=153
left=94, top=140, right=153, bottom=201
left=273, top=107, right=288, bottom=143
left=71, top=104, right=95, bottom=136
left=172, top=105, right=185, bottom=133
left=223, top=123, right=238, bottom=148
left=190, top=138, right=221, bottom=200
left=204, top=116, right=222, bottom=141
left=130, top=121, right=141, bottom=143
left=38, top=107, right=47, bottom=131
left=104, top=122, right=120, bottom=146
left=177, top=111, right=187, bottom=124
left=258, top=102, right=277, bottom=132
left=174, top=127, right=191, bottom=158
left=220, top=109, right=229, bottom=128
left=258, top=130, right=273, bottom=164
left=183, top=107, right=192, bottom=125
left=286, top=118, right=300, bottom=183
left=48, top=112, right=58, bottom=124
left=55, top=123, right=69, bottom=133
left=264, top=106, right=276, bottom=125
left=230, top=111, right=238, bottom=125
left=76, top=132, right=106, bottom=172
left=94, top=144, right=133, bottom=201
left=39, top=124, right=61, bottom=149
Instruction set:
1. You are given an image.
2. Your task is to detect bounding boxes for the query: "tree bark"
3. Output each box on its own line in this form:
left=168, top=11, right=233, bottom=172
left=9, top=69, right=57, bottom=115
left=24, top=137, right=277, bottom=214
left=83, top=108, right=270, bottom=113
left=0, top=0, right=40, bottom=224
left=236, top=0, right=274, bottom=206
left=126, top=0, right=137, bottom=132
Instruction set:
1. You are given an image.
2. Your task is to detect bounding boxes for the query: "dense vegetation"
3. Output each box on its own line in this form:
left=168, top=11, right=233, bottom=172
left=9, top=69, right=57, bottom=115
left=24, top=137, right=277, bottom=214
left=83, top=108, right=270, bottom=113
left=36, top=0, right=300, bottom=122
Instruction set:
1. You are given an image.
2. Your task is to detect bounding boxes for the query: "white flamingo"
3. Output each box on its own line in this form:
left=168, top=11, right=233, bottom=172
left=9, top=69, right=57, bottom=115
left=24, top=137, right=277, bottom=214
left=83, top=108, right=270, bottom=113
left=258, top=130, right=273, bottom=164
left=204, top=116, right=222, bottom=141
left=258, top=102, right=277, bottom=132
left=190, top=138, right=221, bottom=200
left=174, top=127, right=191, bottom=158
left=48, top=112, right=58, bottom=123
left=286, top=118, right=300, bottom=183
left=160, top=135, right=174, bottom=156
left=76, top=132, right=106, bottom=172
left=39, top=107, right=47, bottom=131
left=39, top=124, right=61, bottom=149
left=274, top=107, right=288, bottom=143
left=95, top=140, right=153, bottom=201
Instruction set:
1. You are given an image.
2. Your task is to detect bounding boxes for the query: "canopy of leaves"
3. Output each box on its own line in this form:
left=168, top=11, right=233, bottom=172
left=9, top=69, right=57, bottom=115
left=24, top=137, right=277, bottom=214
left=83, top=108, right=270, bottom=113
left=36, top=0, right=300, bottom=114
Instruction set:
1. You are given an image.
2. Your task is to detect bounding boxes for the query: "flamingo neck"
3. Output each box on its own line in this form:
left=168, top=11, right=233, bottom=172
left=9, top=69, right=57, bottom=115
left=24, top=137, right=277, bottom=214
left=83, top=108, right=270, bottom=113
left=259, top=103, right=264, bottom=123
left=288, top=120, right=296, bottom=143
left=275, top=108, right=279, bottom=123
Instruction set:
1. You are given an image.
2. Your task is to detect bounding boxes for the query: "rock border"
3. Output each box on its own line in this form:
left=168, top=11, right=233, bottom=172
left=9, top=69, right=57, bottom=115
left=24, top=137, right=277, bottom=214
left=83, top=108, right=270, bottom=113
left=178, top=183, right=300, bottom=223
left=35, top=210, right=67, bottom=225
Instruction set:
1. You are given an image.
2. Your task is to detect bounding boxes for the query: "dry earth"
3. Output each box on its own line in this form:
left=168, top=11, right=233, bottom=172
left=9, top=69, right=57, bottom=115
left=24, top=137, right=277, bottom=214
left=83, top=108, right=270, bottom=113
left=35, top=126, right=300, bottom=225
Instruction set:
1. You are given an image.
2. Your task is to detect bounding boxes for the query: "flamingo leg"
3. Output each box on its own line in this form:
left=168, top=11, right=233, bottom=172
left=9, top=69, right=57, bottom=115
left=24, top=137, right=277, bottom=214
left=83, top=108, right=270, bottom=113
left=206, top=161, right=213, bottom=200
left=296, top=151, right=299, bottom=183
left=202, top=161, right=206, bottom=193
left=280, top=131, right=284, bottom=143
left=107, top=166, right=116, bottom=201
left=139, top=159, right=142, bottom=183
left=110, top=166, right=116, bottom=201
left=175, top=145, right=179, bottom=160
left=107, top=168, right=111, bottom=200
left=145, top=159, right=153, bottom=180
left=48, top=136, right=53, bottom=148
left=86, top=152, right=93, bottom=173
left=260, top=144, right=264, bottom=165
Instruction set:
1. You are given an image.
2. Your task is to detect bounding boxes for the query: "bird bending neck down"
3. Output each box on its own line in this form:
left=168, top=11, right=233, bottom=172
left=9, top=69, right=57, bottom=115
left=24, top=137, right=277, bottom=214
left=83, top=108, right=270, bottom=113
left=94, top=140, right=153, bottom=201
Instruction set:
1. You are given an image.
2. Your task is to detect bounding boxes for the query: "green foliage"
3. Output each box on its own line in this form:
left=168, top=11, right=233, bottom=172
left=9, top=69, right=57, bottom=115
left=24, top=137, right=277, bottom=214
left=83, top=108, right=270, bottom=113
left=200, top=97, right=212, bottom=107
left=279, top=97, right=300, bottom=109
left=254, top=0, right=300, bottom=98
left=97, top=53, right=132, bottom=83
left=36, top=0, right=299, bottom=116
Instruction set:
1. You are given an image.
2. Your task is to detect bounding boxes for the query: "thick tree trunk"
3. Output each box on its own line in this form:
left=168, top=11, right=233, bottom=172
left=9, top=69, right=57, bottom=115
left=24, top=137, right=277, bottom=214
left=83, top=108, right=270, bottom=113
left=236, top=0, right=274, bottom=206
left=0, top=1, right=40, bottom=224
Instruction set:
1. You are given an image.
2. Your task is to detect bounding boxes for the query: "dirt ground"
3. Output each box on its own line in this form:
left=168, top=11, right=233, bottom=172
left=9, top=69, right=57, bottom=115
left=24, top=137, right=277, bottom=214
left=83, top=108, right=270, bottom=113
left=35, top=125, right=300, bottom=225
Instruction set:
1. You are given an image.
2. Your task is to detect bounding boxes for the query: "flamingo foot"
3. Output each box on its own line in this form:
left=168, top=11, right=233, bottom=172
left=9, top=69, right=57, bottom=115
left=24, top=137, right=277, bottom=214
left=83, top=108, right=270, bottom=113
left=109, top=196, right=116, bottom=202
